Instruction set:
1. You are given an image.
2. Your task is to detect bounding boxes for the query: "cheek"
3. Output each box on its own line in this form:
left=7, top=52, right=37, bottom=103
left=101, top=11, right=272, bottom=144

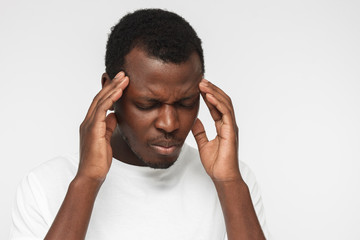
left=115, top=103, right=155, bottom=138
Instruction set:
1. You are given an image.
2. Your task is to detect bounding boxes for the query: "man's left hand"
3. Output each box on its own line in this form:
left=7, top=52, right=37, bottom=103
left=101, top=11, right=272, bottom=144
left=192, top=79, right=242, bottom=182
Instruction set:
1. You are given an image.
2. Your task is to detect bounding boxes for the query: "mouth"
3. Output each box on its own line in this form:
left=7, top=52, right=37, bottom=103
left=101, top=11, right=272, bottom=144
left=149, top=141, right=182, bottom=156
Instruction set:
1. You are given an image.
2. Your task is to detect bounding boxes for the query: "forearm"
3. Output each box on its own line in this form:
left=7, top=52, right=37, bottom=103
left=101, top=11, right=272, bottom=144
left=214, top=178, right=265, bottom=240
left=45, top=176, right=103, bottom=240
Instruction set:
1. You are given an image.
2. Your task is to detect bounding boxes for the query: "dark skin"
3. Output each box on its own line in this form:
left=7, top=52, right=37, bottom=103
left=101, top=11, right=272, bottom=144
left=45, top=47, right=265, bottom=240
left=110, top=48, right=202, bottom=169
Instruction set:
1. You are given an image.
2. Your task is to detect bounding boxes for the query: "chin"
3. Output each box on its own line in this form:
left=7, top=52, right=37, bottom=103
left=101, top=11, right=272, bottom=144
left=135, top=145, right=181, bottom=169
left=144, top=158, right=176, bottom=169
left=119, top=128, right=182, bottom=169
left=141, top=145, right=183, bottom=169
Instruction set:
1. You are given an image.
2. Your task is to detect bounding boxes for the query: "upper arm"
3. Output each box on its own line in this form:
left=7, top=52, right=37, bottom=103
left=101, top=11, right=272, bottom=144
left=9, top=173, right=51, bottom=240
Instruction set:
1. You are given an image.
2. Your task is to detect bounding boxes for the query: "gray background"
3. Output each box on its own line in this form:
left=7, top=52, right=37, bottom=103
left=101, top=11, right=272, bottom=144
left=1, top=0, right=359, bottom=239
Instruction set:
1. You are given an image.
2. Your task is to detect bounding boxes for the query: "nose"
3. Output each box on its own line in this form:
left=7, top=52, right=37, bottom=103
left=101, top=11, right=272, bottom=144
left=154, top=104, right=180, bottom=134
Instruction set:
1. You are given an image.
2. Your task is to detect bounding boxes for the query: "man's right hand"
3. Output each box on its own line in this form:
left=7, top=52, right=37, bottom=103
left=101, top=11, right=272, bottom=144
left=77, top=72, right=129, bottom=182
left=45, top=72, right=129, bottom=239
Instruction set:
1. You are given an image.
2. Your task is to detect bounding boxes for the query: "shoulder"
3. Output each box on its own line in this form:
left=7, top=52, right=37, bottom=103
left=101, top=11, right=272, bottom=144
left=21, top=153, right=79, bottom=206
left=11, top=154, right=80, bottom=235
left=30, top=153, right=79, bottom=183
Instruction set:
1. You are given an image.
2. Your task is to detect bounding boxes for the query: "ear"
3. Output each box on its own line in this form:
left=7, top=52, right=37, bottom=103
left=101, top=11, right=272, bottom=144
left=101, top=72, right=112, bottom=88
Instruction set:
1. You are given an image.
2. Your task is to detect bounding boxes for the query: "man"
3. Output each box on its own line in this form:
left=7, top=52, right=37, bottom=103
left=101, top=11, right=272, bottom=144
left=10, top=9, right=268, bottom=239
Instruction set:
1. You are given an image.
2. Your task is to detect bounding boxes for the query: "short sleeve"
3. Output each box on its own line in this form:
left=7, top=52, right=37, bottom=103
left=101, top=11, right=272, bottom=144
left=9, top=172, right=51, bottom=240
left=224, top=162, right=271, bottom=240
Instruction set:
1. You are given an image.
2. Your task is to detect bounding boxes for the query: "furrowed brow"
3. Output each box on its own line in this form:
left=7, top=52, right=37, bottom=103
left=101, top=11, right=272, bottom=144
left=179, top=93, right=200, bottom=101
left=136, top=92, right=199, bottom=103
left=136, top=97, right=160, bottom=103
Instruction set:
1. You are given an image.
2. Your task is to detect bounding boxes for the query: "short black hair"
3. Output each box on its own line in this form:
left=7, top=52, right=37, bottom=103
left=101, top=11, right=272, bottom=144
left=105, top=8, right=204, bottom=79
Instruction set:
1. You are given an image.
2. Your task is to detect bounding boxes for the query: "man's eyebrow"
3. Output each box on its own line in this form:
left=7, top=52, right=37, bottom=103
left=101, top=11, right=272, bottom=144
left=136, top=97, right=159, bottom=103
left=137, top=93, right=200, bottom=102
left=178, top=93, right=200, bottom=101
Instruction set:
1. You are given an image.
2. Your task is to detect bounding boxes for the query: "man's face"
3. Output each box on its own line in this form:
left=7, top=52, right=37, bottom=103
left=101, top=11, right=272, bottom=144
left=114, top=47, right=202, bottom=168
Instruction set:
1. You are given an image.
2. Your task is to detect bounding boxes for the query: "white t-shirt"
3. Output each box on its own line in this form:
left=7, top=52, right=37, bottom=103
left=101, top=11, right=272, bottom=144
left=10, top=144, right=269, bottom=239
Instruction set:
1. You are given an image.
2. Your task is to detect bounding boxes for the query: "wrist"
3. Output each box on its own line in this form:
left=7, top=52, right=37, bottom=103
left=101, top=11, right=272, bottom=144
left=210, top=170, right=243, bottom=184
left=213, top=176, right=247, bottom=192
left=72, top=174, right=105, bottom=193
left=75, top=167, right=108, bottom=183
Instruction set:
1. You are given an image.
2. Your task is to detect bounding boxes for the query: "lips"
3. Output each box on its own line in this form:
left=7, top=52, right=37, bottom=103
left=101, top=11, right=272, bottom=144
left=149, top=140, right=182, bottom=155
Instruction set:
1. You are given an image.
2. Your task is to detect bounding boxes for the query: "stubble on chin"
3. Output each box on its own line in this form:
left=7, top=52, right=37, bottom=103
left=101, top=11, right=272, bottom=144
left=119, top=131, right=176, bottom=169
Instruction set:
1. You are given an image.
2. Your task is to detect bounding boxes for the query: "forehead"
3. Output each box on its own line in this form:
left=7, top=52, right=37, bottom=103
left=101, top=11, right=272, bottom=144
left=123, top=48, right=203, bottom=101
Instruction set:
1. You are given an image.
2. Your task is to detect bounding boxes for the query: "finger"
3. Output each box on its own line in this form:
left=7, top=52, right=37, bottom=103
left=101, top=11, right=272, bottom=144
left=86, top=72, right=125, bottom=119
left=191, top=118, right=209, bottom=150
left=205, top=93, right=233, bottom=126
left=92, top=80, right=128, bottom=123
left=200, top=91, right=222, bottom=121
left=105, top=113, right=117, bottom=143
left=200, top=79, right=231, bottom=104
left=96, top=76, right=129, bottom=109
left=84, top=72, right=126, bottom=121
left=87, top=76, right=129, bottom=123
left=199, top=79, right=237, bottom=123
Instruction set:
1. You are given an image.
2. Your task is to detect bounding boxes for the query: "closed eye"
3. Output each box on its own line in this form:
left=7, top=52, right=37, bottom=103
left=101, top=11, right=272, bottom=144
left=177, top=95, right=200, bottom=109
left=177, top=102, right=198, bottom=109
left=134, top=95, right=199, bottom=111
left=135, top=102, right=160, bottom=110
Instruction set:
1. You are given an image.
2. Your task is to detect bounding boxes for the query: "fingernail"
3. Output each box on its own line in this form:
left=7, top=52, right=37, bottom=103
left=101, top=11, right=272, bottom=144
left=200, top=81, right=207, bottom=87
left=121, top=76, right=129, bottom=83
left=202, top=79, right=209, bottom=83
left=114, top=71, right=124, bottom=80
left=206, top=93, right=214, bottom=98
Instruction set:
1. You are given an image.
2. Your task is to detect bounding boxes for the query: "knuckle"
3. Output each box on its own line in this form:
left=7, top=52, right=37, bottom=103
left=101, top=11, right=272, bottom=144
left=97, top=100, right=108, bottom=111
left=194, top=130, right=206, bottom=139
left=223, top=107, right=231, bottom=115
left=92, top=93, right=101, bottom=103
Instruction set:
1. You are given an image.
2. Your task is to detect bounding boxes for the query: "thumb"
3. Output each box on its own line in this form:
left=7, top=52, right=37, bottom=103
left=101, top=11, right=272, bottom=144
left=191, top=118, right=208, bottom=150
left=105, top=112, right=117, bottom=143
